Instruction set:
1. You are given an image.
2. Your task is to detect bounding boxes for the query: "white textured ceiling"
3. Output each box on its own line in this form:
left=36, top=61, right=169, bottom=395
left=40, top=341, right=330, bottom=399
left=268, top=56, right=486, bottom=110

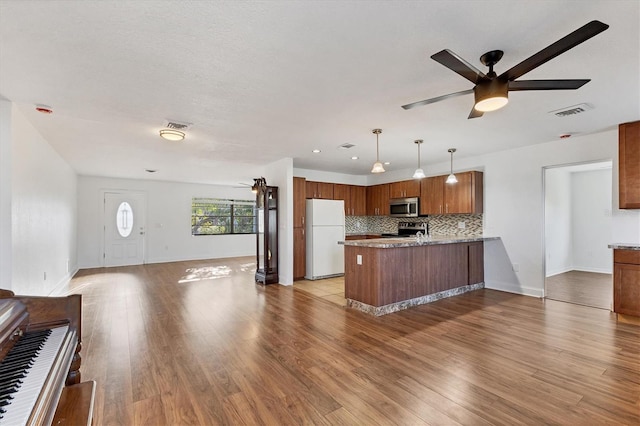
left=1, top=1, right=638, bottom=186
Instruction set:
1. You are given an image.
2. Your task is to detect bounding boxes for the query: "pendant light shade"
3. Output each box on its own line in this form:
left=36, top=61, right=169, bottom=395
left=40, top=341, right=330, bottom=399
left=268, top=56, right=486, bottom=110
left=446, top=148, right=458, bottom=184
left=412, top=139, right=425, bottom=179
left=371, top=129, right=385, bottom=173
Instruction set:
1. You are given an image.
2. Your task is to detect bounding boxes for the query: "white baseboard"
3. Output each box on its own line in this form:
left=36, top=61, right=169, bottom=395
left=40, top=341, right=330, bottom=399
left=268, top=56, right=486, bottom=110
left=546, top=267, right=573, bottom=278
left=485, top=280, right=544, bottom=298
left=571, top=266, right=612, bottom=275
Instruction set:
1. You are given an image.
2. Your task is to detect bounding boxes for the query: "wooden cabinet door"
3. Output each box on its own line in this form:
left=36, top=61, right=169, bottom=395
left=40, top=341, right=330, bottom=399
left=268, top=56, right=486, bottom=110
left=614, top=263, right=640, bottom=316
left=445, top=171, right=472, bottom=214
left=389, top=180, right=420, bottom=198
left=293, top=227, right=306, bottom=280
left=333, top=184, right=350, bottom=215
left=293, top=177, right=306, bottom=228
left=305, top=181, right=333, bottom=199
left=420, top=175, right=445, bottom=215
left=444, top=171, right=483, bottom=214
left=351, top=185, right=367, bottom=216
left=619, top=121, right=640, bottom=209
left=468, top=242, right=484, bottom=284
left=316, top=182, right=334, bottom=199
left=366, top=184, right=389, bottom=215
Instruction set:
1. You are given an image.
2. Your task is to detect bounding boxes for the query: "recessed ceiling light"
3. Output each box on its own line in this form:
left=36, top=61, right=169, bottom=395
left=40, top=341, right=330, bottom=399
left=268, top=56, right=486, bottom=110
left=351, top=156, right=359, bottom=160
left=384, top=161, right=391, bottom=165
left=159, top=129, right=185, bottom=141
left=312, top=149, right=321, bottom=153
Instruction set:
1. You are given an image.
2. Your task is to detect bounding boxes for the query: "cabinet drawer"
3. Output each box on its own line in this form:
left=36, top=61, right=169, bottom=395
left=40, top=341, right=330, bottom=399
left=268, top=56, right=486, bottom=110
left=614, top=249, right=640, bottom=265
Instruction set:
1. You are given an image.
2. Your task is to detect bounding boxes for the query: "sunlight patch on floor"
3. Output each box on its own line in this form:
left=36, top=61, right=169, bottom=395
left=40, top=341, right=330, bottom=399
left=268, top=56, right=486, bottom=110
left=179, top=266, right=232, bottom=283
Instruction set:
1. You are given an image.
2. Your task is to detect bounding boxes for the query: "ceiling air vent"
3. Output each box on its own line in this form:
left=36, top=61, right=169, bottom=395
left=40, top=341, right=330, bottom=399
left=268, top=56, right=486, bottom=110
left=163, top=120, right=192, bottom=130
left=549, top=103, right=594, bottom=118
left=339, top=143, right=356, bottom=149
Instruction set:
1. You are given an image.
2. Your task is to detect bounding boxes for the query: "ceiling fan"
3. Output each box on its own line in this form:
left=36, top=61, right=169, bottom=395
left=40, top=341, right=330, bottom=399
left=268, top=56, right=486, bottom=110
left=402, top=20, right=609, bottom=118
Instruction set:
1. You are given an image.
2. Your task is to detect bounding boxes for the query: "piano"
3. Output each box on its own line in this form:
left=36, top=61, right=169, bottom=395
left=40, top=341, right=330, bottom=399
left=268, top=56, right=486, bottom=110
left=0, top=290, right=95, bottom=426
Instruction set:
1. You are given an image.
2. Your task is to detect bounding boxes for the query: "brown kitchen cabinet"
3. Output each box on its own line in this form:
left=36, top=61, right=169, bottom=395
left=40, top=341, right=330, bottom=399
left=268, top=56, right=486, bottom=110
left=389, top=180, right=421, bottom=199
left=619, top=120, right=640, bottom=209
left=305, top=181, right=334, bottom=199
left=421, top=171, right=483, bottom=215
left=420, top=175, right=446, bottom=215
left=613, top=249, right=640, bottom=317
left=293, top=226, right=306, bottom=280
left=293, top=177, right=306, bottom=228
left=335, top=184, right=367, bottom=216
left=366, top=184, right=389, bottom=216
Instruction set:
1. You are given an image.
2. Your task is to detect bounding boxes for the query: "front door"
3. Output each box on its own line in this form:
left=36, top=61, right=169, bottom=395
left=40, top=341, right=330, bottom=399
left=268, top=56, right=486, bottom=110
left=103, top=191, right=146, bottom=267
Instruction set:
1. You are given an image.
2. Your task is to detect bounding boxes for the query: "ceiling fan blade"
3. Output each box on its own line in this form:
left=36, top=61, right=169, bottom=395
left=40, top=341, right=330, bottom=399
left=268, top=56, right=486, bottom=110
left=431, top=49, right=486, bottom=84
left=468, top=107, right=484, bottom=119
left=500, top=20, right=609, bottom=81
left=402, top=89, right=474, bottom=110
left=509, top=79, right=590, bottom=91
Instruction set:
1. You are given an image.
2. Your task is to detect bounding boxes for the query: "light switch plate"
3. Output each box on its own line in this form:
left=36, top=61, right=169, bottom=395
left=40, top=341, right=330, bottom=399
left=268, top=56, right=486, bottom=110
left=356, top=254, right=362, bottom=265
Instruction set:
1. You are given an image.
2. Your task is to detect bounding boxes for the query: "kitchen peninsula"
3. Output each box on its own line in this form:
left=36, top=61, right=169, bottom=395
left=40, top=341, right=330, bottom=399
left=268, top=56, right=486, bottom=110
left=341, top=236, right=499, bottom=315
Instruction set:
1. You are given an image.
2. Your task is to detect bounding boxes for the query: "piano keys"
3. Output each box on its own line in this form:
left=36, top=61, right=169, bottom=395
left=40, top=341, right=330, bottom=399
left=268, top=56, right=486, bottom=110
left=0, top=291, right=94, bottom=426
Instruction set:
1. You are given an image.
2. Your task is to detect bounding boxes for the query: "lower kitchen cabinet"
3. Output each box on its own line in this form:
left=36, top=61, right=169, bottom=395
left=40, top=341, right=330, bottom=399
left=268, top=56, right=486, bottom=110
left=613, top=249, right=640, bottom=316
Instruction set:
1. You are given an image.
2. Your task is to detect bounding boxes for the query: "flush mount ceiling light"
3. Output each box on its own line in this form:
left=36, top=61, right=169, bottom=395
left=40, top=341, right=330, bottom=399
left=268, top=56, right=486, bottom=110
left=412, top=139, right=426, bottom=179
left=371, top=128, right=385, bottom=173
left=159, top=129, right=185, bottom=141
left=446, top=148, right=458, bottom=184
left=312, top=149, right=321, bottom=153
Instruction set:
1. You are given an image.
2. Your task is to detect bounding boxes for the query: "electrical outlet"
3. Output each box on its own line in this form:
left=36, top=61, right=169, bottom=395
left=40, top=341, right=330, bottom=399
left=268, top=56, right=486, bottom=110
left=356, top=254, right=362, bottom=265
left=458, top=221, right=466, bottom=229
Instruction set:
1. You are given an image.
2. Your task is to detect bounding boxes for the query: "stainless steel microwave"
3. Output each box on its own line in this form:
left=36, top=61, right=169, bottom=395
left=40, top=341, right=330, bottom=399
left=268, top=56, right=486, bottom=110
left=389, top=197, right=419, bottom=217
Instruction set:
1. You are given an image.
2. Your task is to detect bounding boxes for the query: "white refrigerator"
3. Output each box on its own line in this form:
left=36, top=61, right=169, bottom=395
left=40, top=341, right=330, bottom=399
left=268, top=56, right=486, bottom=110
left=305, top=199, right=345, bottom=280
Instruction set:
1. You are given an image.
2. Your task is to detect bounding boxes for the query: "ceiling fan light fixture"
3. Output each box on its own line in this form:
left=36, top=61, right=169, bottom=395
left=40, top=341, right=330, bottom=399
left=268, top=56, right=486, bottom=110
left=474, top=79, right=509, bottom=112
left=159, top=129, right=185, bottom=141
left=371, top=129, right=385, bottom=173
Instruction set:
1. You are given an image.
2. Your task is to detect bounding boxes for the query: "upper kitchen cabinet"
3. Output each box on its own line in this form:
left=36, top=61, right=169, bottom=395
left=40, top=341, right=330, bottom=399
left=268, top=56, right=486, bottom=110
left=366, top=184, right=390, bottom=216
left=444, top=171, right=483, bottom=214
left=306, top=181, right=334, bottom=199
left=389, top=180, right=421, bottom=199
left=334, top=184, right=366, bottom=216
left=421, top=171, right=483, bottom=215
left=420, top=175, right=446, bottom=215
left=619, top=120, right=640, bottom=209
left=293, top=177, right=306, bottom=228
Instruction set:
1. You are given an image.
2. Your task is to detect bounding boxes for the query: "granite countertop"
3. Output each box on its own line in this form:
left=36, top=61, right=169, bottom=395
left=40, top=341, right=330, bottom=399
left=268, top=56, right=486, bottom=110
left=340, top=235, right=500, bottom=248
left=608, top=243, right=640, bottom=250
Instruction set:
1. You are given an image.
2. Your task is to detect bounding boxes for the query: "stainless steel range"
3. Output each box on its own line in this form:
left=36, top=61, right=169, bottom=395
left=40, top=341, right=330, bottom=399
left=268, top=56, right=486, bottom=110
left=381, top=221, right=428, bottom=238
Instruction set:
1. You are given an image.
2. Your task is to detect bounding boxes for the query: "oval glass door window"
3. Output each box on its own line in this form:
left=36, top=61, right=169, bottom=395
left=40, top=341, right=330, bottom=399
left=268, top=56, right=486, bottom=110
left=116, top=202, right=133, bottom=237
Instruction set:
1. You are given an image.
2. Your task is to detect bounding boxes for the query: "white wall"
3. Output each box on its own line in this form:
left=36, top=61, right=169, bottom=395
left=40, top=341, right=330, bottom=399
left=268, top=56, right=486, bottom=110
left=11, top=104, right=78, bottom=296
left=545, top=168, right=573, bottom=276
left=571, top=169, right=612, bottom=273
left=0, top=100, right=12, bottom=290
left=294, top=168, right=368, bottom=186
left=77, top=176, right=259, bottom=268
left=265, top=158, right=294, bottom=285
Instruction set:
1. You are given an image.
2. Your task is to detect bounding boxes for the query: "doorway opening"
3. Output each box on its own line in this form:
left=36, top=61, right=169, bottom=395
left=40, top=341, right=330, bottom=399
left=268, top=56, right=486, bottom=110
left=543, top=160, right=613, bottom=309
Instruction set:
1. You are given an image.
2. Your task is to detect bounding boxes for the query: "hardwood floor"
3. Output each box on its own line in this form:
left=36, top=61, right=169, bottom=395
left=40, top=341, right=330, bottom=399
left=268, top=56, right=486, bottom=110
left=70, top=257, right=639, bottom=425
left=545, top=270, right=613, bottom=310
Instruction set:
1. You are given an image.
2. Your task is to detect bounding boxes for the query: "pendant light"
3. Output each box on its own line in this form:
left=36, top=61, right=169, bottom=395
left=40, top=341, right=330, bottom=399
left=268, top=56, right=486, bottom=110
left=371, top=129, right=385, bottom=173
left=412, top=139, right=425, bottom=179
left=446, top=148, right=458, bottom=184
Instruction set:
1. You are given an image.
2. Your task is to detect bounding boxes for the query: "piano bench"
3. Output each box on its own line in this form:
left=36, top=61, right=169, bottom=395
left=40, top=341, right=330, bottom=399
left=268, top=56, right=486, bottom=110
left=52, top=380, right=96, bottom=426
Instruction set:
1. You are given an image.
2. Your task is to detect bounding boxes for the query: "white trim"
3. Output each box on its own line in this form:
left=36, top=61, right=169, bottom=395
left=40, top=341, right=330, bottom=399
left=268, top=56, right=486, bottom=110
left=48, top=267, right=79, bottom=297
left=571, top=266, right=613, bottom=275
left=485, top=280, right=544, bottom=298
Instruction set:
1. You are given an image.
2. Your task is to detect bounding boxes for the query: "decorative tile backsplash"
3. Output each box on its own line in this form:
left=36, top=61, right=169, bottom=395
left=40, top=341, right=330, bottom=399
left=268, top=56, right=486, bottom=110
left=345, top=214, right=483, bottom=236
